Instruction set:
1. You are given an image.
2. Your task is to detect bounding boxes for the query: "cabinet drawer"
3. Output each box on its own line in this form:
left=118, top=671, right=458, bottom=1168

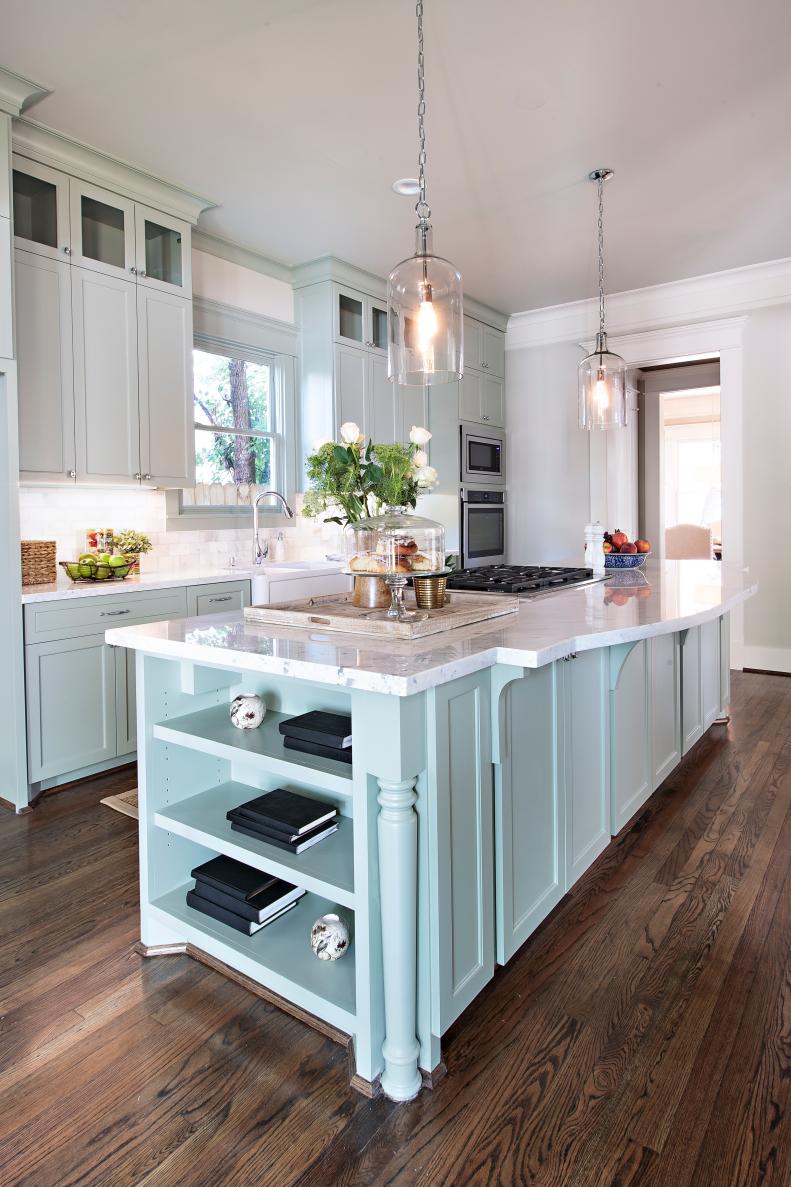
left=24, top=587, right=189, bottom=643
left=267, top=573, right=353, bottom=604
left=187, top=581, right=251, bottom=617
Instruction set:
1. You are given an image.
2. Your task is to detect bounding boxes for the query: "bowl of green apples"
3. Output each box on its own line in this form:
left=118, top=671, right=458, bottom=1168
left=60, top=553, right=132, bottom=582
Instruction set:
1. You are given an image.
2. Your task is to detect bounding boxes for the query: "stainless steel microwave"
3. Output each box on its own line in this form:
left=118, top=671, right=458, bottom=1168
left=460, top=421, right=505, bottom=486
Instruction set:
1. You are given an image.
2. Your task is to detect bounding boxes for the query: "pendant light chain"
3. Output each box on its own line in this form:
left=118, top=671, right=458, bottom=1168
left=415, top=0, right=431, bottom=223
left=597, top=175, right=606, bottom=341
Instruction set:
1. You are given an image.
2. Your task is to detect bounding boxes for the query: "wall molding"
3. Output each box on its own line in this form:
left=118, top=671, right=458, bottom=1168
left=192, top=230, right=293, bottom=284
left=0, top=67, right=49, bottom=117
left=507, top=257, right=791, bottom=350
left=582, top=317, right=747, bottom=366
left=193, top=296, right=299, bottom=358
left=742, top=646, right=791, bottom=676
left=12, top=118, right=216, bottom=224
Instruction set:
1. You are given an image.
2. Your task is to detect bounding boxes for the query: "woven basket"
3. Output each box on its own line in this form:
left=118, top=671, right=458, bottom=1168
left=21, top=540, right=57, bottom=586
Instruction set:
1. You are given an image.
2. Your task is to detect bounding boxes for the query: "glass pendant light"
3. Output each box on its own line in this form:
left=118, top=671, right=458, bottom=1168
left=579, top=168, right=627, bottom=429
left=388, top=0, right=463, bottom=386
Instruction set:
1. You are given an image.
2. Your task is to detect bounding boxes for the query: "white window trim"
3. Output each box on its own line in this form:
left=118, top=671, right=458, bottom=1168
left=166, top=299, right=299, bottom=531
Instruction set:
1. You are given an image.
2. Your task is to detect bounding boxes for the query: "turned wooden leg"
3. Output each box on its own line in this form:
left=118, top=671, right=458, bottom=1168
left=377, top=777, right=422, bottom=1102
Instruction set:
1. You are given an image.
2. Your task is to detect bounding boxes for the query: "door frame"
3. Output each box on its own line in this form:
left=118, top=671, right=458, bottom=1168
left=585, top=317, right=745, bottom=669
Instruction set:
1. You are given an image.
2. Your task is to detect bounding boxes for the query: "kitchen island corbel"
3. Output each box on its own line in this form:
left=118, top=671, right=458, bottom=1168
left=108, top=561, right=755, bottom=1101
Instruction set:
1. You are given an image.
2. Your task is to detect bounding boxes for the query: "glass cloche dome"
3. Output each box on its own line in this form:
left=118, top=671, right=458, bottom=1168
left=344, top=505, right=446, bottom=620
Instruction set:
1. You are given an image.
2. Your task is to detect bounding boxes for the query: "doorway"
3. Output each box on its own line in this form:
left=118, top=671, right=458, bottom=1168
left=637, top=360, right=721, bottom=560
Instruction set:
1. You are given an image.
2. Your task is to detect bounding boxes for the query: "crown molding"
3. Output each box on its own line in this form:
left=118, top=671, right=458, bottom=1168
left=193, top=296, right=299, bottom=357
left=463, top=296, right=509, bottom=332
left=191, top=230, right=293, bottom=284
left=507, top=257, right=791, bottom=350
left=291, top=254, right=387, bottom=298
left=0, top=67, right=49, bottom=117
left=12, top=118, right=216, bottom=224
left=580, top=317, right=747, bottom=366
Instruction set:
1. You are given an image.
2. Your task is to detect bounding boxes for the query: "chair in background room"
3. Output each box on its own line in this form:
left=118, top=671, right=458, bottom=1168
left=665, top=523, right=713, bottom=559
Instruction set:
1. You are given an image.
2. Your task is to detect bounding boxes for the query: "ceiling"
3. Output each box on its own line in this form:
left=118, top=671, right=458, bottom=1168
left=4, top=0, right=791, bottom=313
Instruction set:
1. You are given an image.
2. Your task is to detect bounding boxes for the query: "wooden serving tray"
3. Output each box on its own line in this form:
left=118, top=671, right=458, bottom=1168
left=243, top=590, right=520, bottom=639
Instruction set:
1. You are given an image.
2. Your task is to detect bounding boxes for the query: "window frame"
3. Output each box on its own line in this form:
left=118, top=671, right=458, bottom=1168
left=166, top=298, right=299, bottom=531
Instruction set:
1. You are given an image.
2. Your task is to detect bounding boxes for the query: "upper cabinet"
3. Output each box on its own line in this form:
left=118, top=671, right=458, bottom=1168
left=463, top=314, right=505, bottom=379
left=459, top=313, right=506, bottom=427
left=334, top=285, right=387, bottom=354
left=12, top=131, right=205, bottom=488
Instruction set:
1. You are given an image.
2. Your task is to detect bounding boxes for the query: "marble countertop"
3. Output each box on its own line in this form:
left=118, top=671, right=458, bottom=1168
left=21, top=562, right=345, bottom=603
left=105, top=561, right=757, bottom=696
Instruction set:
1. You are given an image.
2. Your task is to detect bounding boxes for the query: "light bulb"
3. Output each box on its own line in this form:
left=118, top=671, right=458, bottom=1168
left=594, top=370, right=610, bottom=411
left=417, top=295, right=438, bottom=353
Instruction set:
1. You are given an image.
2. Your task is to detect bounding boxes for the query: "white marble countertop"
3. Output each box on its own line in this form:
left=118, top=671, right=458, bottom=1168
left=21, top=561, right=345, bottom=603
left=105, top=561, right=757, bottom=696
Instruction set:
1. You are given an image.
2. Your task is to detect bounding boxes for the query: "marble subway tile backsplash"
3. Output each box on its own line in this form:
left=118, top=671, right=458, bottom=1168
left=18, top=488, right=342, bottom=573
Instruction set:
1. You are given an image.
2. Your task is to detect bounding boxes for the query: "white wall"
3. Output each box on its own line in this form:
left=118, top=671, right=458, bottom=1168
left=505, top=339, right=590, bottom=566
left=191, top=250, right=294, bottom=323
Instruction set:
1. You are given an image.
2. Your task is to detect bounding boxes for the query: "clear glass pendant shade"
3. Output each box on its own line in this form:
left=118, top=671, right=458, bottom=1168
left=579, top=334, right=627, bottom=429
left=388, top=224, right=463, bottom=386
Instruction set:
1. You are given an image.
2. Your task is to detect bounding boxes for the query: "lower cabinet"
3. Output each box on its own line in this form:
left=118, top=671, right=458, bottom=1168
left=187, top=580, right=252, bottom=617
left=115, top=644, right=137, bottom=757
left=561, top=649, right=611, bottom=886
left=680, top=626, right=703, bottom=755
left=650, top=632, right=681, bottom=789
left=26, top=633, right=117, bottom=781
left=609, top=640, right=653, bottom=834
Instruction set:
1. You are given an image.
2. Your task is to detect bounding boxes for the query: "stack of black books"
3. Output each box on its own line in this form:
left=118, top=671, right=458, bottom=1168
left=278, top=710, right=353, bottom=765
left=187, top=854, right=305, bottom=936
left=226, top=788, right=338, bottom=853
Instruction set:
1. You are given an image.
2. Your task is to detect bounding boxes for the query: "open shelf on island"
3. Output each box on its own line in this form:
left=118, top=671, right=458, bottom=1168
left=154, top=782, right=355, bottom=908
left=153, top=706, right=353, bottom=796
left=150, top=884, right=356, bottom=1033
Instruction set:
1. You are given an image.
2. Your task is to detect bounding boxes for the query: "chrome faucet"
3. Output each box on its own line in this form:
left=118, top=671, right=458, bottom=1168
left=253, top=490, right=294, bottom=564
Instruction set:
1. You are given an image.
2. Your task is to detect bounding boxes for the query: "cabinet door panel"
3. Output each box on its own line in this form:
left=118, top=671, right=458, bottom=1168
left=69, top=179, right=135, bottom=278
left=369, top=353, right=396, bottom=444
left=720, top=613, right=731, bottom=715
left=481, top=375, right=504, bottom=426
left=334, top=343, right=368, bottom=436
left=186, top=580, right=252, bottom=617
left=115, top=644, right=137, bottom=756
left=700, top=618, right=721, bottom=731
left=368, top=297, right=388, bottom=354
left=334, top=285, right=365, bottom=347
left=650, top=633, right=681, bottom=788
left=137, top=287, right=193, bottom=486
left=462, top=314, right=482, bottom=371
left=610, top=641, right=652, bottom=833
left=12, top=156, right=70, bottom=261
left=397, top=382, right=429, bottom=446
left=429, top=672, right=493, bottom=1032
left=681, top=626, right=703, bottom=755
left=495, top=664, right=564, bottom=963
left=482, top=326, right=505, bottom=378
left=72, top=268, right=140, bottom=483
left=15, top=250, right=75, bottom=481
left=135, top=204, right=191, bottom=296
left=26, top=634, right=116, bottom=781
left=564, top=650, right=610, bottom=887
left=459, top=371, right=481, bottom=422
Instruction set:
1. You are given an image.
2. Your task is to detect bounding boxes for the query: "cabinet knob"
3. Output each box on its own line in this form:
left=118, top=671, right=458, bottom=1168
left=67, top=469, right=76, bottom=478
left=134, top=472, right=142, bottom=480
left=143, top=473, right=151, bottom=481
left=139, top=270, right=147, bottom=278
left=481, top=415, right=489, bottom=421
left=63, top=246, right=71, bottom=255
left=129, top=266, right=137, bottom=275
left=482, top=362, right=488, bottom=369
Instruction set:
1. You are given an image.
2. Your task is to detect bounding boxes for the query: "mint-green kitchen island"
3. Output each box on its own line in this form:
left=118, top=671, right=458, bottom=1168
left=107, top=561, right=755, bottom=1102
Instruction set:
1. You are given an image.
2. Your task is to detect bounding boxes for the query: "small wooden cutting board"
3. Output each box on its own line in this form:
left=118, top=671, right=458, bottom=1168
left=243, top=590, right=520, bottom=639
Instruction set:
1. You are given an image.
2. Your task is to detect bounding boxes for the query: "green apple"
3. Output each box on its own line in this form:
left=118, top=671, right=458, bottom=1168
left=98, top=553, right=112, bottom=565
left=108, top=555, right=127, bottom=568
left=78, top=552, right=97, bottom=564
left=78, top=562, right=94, bottom=577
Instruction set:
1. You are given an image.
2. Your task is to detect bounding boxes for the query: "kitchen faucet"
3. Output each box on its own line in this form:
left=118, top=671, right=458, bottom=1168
left=253, top=491, right=294, bottom=564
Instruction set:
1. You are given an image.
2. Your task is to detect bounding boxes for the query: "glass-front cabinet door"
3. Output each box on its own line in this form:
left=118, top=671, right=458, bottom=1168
left=134, top=204, right=191, bottom=296
left=12, top=156, right=70, bottom=261
left=69, top=179, right=135, bottom=278
left=369, top=298, right=388, bottom=354
left=334, top=284, right=365, bottom=347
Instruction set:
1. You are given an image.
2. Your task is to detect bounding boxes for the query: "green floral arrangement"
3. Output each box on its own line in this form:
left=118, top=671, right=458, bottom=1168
left=113, top=528, right=153, bottom=557
left=303, top=422, right=438, bottom=526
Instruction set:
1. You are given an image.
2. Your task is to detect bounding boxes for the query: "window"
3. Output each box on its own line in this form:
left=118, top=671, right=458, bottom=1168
left=193, top=348, right=276, bottom=496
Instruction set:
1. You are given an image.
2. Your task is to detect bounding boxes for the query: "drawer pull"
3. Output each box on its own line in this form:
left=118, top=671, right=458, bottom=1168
left=101, top=609, right=131, bottom=617
left=210, top=595, right=233, bottom=603
left=308, top=615, right=331, bottom=625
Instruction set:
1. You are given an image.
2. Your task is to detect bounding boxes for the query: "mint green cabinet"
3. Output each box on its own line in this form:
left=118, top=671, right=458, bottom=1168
left=187, top=580, right=251, bottom=617
left=700, top=618, right=721, bottom=731
left=459, top=370, right=504, bottom=426
left=137, top=286, right=193, bottom=486
left=69, top=178, right=135, bottom=280
left=26, top=633, right=117, bottom=781
left=12, top=155, right=70, bottom=261
left=680, top=626, right=703, bottom=755
left=115, top=644, right=137, bottom=756
left=427, top=670, right=493, bottom=1031
left=610, top=640, right=653, bottom=833
left=493, top=663, right=565, bottom=964
left=561, top=649, right=611, bottom=885
left=650, top=633, right=681, bottom=788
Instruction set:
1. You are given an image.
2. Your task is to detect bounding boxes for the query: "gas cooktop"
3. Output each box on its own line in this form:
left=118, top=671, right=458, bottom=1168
left=446, top=564, right=596, bottom=595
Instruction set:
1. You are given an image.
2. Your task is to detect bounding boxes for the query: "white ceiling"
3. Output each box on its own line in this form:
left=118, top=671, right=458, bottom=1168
left=5, top=0, right=791, bottom=313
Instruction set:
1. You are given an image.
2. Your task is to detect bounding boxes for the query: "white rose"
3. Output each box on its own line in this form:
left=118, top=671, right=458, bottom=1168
left=340, top=422, right=361, bottom=445
left=415, top=464, right=438, bottom=489
left=412, top=449, right=428, bottom=468
left=409, top=425, right=432, bottom=446
left=312, top=436, right=332, bottom=451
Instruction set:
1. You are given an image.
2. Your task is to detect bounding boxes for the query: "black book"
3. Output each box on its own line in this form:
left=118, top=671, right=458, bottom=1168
left=186, top=890, right=297, bottom=936
left=192, top=877, right=305, bottom=924
left=283, top=736, right=353, bottom=765
left=230, top=818, right=338, bottom=854
left=230, top=788, right=336, bottom=836
left=190, top=854, right=279, bottom=903
left=226, top=804, right=333, bottom=843
left=278, top=710, right=352, bottom=749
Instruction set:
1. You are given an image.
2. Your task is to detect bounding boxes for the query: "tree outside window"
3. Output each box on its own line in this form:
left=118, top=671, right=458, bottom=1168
left=192, top=349, right=276, bottom=500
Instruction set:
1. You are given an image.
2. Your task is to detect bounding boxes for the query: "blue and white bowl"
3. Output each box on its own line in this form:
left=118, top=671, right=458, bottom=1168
left=604, top=550, right=650, bottom=569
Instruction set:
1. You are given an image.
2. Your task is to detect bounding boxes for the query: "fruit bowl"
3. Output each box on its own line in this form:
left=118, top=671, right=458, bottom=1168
left=604, top=551, right=650, bottom=569
left=60, top=559, right=131, bottom=582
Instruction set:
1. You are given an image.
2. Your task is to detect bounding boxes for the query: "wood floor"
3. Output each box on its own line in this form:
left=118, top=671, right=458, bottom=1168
left=1, top=670, right=790, bottom=1187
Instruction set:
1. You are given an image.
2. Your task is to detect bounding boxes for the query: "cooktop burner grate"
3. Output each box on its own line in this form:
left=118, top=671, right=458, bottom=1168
left=446, top=565, right=594, bottom=594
